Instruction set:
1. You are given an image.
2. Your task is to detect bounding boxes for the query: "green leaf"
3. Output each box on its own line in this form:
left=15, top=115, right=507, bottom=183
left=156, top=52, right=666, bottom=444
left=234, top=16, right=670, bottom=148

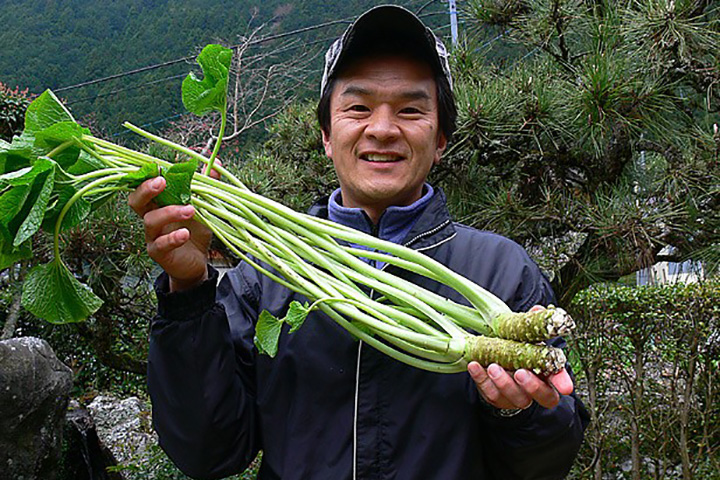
left=0, top=185, right=31, bottom=249
left=0, top=240, right=31, bottom=270
left=13, top=163, right=55, bottom=246
left=35, top=121, right=89, bottom=149
left=182, top=44, right=232, bottom=116
left=254, top=310, right=283, bottom=357
left=283, top=301, right=310, bottom=333
left=120, top=163, right=160, bottom=189
left=0, top=133, right=35, bottom=174
left=154, top=159, right=197, bottom=206
left=67, top=150, right=106, bottom=176
left=0, top=158, right=57, bottom=247
left=41, top=185, right=91, bottom=232
left=0, top=156, right=54, bottom=188
left=22, top=260, right=103, bottom=324
left=24, top=90, right=76, bottom=135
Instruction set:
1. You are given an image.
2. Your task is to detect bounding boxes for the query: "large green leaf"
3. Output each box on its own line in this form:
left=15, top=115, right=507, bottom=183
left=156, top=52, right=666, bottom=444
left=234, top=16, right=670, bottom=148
left=0, top=133, right=35, bottom=174
left=0, top=185, right=31, bottom=245
left=0, top=158, right=56, bottom=247
left=14, top=169, right=54, bottom=246
left=154, top=159, right=197, bottom=206
left=181, top=44, right=232, bottom=116
left=0, top=156, right=54, bottom=188
left=254, top=310, right=283, bottom=357
left=24, top=90, right=77, bottom=135
left=22, top=260, right=103, bottom=324
left=0, top=186, right=33, bottom=267
left=10, top=159, right=56, bottom=247
left=35, top=121, right=89, bottom=148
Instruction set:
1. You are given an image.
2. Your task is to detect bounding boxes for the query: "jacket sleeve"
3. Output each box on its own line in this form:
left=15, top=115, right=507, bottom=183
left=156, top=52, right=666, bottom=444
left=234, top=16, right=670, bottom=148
left=479, top=263, right=590, bottom=480
left=148, top=266, right=260, bottom=480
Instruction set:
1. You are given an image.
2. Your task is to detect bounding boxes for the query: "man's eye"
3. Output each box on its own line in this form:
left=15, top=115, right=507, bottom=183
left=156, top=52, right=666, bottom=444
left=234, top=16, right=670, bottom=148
left=400, top=107, right=422, bottom=115
left=349, top=105, right=370, bottom=112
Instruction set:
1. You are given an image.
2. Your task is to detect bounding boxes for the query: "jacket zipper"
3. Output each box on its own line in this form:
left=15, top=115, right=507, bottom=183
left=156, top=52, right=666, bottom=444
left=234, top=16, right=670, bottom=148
left=352, top=220, right=454, bottom=480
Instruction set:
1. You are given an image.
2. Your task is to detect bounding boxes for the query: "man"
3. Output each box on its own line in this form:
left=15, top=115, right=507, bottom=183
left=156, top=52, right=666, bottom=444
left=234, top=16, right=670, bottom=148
left=129, top=6, right=588, bottom=479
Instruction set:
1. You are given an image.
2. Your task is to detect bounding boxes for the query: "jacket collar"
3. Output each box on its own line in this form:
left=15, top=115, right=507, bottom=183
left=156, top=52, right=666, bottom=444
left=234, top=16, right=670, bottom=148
left=308, top=186, right=456, bottom=251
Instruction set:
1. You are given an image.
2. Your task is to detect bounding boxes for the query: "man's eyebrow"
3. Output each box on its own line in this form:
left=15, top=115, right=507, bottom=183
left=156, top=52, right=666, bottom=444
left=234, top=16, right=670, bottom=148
left=340, top=85, right=432, bottom=101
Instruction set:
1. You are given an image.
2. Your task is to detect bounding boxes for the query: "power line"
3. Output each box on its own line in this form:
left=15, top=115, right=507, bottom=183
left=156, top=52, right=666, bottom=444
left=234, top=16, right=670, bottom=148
left=55, top=18, right=354, bottom=93
left=67, top=73, right=187, bottom=105
left=417, top=0, right=438, bottom=15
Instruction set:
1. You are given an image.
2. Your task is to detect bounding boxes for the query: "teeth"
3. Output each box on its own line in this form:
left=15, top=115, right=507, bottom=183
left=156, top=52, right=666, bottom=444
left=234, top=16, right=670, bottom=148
left=364, top=154, right=401, bottom=162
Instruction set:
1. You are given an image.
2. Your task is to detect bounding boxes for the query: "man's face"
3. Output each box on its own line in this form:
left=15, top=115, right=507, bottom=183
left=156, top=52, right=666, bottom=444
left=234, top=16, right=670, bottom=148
left=322, top=55, right=447, bottom=220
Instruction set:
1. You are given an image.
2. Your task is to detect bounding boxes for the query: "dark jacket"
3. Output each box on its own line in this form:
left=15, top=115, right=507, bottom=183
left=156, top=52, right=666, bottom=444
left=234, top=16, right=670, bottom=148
left=149, top=189, right=589, bottom=480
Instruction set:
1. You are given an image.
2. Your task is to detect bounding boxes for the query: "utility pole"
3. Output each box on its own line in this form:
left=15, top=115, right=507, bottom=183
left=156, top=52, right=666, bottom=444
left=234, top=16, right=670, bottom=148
left=448, top=0, right=458, bottom=46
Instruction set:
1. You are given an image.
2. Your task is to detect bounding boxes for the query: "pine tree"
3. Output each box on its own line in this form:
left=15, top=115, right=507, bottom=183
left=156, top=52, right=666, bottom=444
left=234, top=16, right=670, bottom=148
left=437, top=0, right=719, bottom=303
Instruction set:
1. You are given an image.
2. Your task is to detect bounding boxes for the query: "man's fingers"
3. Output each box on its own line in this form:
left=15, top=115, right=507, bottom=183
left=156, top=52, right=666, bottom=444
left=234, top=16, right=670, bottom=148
left=515, top=369, right=561, bottom=409
left=143, top=205, right=196, bottom=243
left=548, top=369, right=574, bottom=396
left=468, top=362, right=502, bottom=404
left=128, top=177, right=166, bottom=217
left=147, top=228, right=191, bottom=259
left=202, top=160, right=223, bottom=179
left=487, top=364, right=532, bottom=409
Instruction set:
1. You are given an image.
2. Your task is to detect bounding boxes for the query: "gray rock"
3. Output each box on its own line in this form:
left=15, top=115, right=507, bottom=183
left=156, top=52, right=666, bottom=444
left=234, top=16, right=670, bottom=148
left=0, top=337, right=73, bottom=480
left=62, top=400, right=123, bottom=480
left=87, top=395, right=158, bottom=477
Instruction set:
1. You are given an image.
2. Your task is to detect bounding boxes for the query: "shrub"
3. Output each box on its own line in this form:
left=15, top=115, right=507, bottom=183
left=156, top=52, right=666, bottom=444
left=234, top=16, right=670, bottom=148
left=568, top=281, right=720, bottom=479
left=0, top=82, right=31, bottom=141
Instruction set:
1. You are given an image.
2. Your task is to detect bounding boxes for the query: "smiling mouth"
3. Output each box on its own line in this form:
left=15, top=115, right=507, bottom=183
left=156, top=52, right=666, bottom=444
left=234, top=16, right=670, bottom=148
left=361, top=153, right=404, bottom=163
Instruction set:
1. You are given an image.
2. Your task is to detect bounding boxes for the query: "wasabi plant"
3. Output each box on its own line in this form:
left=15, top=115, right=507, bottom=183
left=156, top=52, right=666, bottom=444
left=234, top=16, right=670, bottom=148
left=0, top=45, right=574, bottom=375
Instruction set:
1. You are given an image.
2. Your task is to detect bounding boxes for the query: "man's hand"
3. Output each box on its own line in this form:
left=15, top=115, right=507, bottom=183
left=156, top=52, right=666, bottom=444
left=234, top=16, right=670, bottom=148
left=128, top=175, right=212, bottom=292
left=468, top=362, right=574, bottom=410
left=468, top=306, right=574, bottom=411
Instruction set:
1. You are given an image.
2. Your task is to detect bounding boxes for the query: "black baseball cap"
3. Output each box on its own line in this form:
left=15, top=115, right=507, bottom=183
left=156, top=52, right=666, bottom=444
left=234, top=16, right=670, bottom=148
left=320, top=5, right=453, bottom=95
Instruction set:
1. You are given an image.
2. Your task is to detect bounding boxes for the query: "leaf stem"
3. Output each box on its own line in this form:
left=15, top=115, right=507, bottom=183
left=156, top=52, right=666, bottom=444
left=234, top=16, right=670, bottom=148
left=53, top=173, right=126, bottom=259
left=206, top=106, right=227, bottom=176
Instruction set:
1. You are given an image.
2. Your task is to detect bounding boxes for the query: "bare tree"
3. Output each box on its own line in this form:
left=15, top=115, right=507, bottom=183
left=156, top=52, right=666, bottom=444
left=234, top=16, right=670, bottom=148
left=167, top=15, right=322, bottom=158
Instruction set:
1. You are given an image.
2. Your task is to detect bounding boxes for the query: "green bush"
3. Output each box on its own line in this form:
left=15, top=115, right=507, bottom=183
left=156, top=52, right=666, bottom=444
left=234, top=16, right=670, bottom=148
left=568, top=281, right=720, bottom=479
left=0, top=82, right=31, bottom=141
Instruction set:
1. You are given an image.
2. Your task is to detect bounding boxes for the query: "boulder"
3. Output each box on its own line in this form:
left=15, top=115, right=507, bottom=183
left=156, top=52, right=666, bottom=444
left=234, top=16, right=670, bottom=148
left=61, top=400, right=123, bottom=480
left=0, top=337, right=73, bottom=480
left=87, top=395, right=158, bottom=476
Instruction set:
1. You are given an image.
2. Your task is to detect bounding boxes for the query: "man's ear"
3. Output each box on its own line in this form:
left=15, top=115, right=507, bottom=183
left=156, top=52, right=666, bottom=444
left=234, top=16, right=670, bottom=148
left=322, top=129, right=333, bottom=158
left=434, top=132, right=447, bottom=165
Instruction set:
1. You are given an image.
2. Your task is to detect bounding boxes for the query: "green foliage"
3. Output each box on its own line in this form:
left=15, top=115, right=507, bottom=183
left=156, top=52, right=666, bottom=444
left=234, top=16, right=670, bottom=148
left=0, top=83, right=31, bottom=141
left=22, top=259, right=104, bottom=324
left=107, top=446, right=261, bottom=480
left=568, top=280, right=720, bottom=478
left=254, top=301, right=310, bottom=357
left=2, top=88, right=205, bottom=325
left=181, top=44, right=232, bottom=117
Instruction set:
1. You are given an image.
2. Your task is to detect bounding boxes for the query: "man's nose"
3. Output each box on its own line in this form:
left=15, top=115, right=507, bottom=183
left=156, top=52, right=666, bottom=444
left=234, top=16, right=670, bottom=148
left=365, top=106, right=400, bottom=141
